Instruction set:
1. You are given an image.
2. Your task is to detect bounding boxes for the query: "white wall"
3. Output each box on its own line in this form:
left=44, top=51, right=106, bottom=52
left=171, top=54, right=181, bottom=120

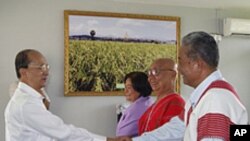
left=1, top=0, right=250, bottom=140
left=219, top=36, right=250, bottom=117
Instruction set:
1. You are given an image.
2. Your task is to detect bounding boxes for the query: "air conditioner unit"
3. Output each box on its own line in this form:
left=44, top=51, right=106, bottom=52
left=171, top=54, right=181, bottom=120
left=223, top=18, right=250, bottom=36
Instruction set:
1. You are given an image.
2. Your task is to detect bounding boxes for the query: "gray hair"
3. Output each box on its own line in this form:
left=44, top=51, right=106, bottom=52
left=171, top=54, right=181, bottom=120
left=182, top=31, right=219, bottom=68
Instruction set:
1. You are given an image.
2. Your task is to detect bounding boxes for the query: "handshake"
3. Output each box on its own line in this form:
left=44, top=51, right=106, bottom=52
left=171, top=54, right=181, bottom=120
left=107, top=136, right=132, bottom=141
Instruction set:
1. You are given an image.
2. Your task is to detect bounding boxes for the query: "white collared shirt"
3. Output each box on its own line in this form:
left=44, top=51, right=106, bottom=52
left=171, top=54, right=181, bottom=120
left=184, top=70, right=224, bottom=124
left=5, top=82, right=106, bottom=141
left=188, top=70, right=224, bottom=110
left=184, top=70, right=247, bottom=141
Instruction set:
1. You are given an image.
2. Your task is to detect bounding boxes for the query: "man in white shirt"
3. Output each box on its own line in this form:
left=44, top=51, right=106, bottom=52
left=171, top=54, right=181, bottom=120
left=5, top=49, right=115, bottom=141
left=8, top=80, right=51, bottom=110
left=179, top=31, right=248, bottom=141
left=118, top=31, right=248, bottom=141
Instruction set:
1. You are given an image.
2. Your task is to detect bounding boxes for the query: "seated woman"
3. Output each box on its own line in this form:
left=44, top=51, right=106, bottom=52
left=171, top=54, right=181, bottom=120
left=116, top=71, right=153, bottom=137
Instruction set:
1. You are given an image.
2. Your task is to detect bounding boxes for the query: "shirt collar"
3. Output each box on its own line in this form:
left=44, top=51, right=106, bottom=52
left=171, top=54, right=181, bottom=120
left=189, top=70, right=224, bottom=108
left=18, top=82, right=44, bottom=99
left=132, top=96, right=150, bottom=105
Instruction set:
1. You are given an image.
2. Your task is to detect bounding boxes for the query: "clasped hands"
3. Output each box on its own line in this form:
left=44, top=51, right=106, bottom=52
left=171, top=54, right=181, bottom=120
left=107, top=136, right=132, bottom=141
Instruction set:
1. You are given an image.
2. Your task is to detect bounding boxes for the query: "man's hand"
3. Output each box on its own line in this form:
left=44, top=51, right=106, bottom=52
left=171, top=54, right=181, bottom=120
left=106, top=136, right=132, bottom=141
left=107, top=137, right=116, bottom=141
left=117, top=136, right=132, bottom=141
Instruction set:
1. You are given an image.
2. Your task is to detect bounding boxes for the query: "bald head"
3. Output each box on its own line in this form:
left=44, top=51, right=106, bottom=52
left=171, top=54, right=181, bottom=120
left=152, top=58, right=177, bottom=72
left=148, top=58, right=177, bottom=97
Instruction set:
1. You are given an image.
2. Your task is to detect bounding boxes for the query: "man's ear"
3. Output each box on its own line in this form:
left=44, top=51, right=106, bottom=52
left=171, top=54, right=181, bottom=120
left=170, top=69, right=177, bottom=78
left=192, top=63, right=197, bottom=68
left=194, top=58, right=206, bottom=73
left=19, top=68, right=26, bottom=77
left=191, top=59, right=202, bottom=73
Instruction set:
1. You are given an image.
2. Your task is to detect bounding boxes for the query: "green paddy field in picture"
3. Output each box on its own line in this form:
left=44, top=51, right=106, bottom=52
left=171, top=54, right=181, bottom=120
left=64, top=10, right=180, bottom=96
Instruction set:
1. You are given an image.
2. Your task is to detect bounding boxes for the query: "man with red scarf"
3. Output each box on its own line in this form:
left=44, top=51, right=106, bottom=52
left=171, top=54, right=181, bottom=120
left=138, top=58, right=185, bottom=135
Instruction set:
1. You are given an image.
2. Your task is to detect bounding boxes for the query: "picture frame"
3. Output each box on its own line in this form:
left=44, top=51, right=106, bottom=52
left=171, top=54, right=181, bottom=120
left=64, top=10, right=180, bottom=96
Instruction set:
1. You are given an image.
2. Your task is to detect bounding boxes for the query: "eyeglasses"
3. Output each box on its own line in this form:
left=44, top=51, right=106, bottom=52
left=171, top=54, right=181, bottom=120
left=148, top=68, right=175, bottom=76
left=28, top=63, right=50, bottom=71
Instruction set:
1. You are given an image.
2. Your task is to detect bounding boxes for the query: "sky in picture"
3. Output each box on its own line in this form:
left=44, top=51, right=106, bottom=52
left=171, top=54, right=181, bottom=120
left=69, top=15, right=176, bottom=42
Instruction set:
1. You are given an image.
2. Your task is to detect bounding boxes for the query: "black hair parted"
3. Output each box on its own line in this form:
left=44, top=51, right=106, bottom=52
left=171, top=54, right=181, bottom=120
left=124, top=71, right=152, bottom=97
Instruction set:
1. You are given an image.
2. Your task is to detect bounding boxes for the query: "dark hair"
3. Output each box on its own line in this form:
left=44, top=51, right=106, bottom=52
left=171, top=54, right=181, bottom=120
left=182, top=31, right=219, bottom=68
left=15, top=49, right=36, bottom=78
left=124, top=71, right=152, bottom=97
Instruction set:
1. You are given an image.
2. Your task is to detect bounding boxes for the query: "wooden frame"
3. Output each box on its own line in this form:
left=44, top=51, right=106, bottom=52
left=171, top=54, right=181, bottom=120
left=64, top=10, right=180, bottom=96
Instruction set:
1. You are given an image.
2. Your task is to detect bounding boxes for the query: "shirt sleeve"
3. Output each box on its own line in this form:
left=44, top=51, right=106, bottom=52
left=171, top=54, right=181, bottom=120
left=132, top=116, right=185, bottom=141
left=23, top=100, right=106, bottom=141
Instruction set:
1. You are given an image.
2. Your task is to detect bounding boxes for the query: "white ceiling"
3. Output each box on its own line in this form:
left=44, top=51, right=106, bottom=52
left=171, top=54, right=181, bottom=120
left=114, top=0, right=250, bottom=9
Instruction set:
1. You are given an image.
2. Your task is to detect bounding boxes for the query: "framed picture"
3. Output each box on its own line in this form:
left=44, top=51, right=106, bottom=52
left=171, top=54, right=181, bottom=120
left=64, top=10, right=180, bottom=96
